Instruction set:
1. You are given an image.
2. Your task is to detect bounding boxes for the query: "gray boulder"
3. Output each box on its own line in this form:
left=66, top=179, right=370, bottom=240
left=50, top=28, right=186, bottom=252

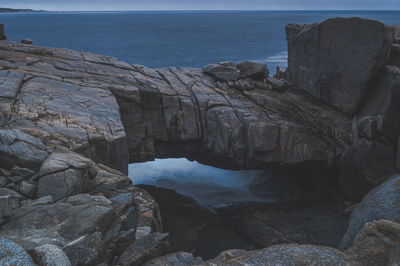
left=9, top=166, right=35, bottom=180
left=205, top=245, right=353, bottom=265
left=286, top=17, right=398, bottom=114
left=21, top=38, right=33, bottom=45
left=237, top=61, right=269, bottom=80
left=203, top=62, right=239, bottom=82
left=37, top=149, right=97, bottom=201
left=29, top=244, right=71, bottom=266
left=17, top=181, right=37, bottom=198
left=339, top=175, right=400, bottom=250
left=339, top=139, right=397, bottom=200
left=0, top=236, right=34, bottom=266
left=0, top=194, right=114, bottom=251
left=345, top=219, right=400, bottom=266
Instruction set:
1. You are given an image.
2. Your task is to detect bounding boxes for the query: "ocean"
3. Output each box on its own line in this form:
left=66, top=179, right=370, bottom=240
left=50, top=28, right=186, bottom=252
left=2, top=10, right=399, bottom=205
left=1, top=10, right=400, bottom=72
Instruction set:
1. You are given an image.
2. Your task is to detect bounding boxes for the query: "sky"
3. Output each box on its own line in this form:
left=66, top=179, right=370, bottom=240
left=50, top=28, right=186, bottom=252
left=0, top=0, right=399, bottom=11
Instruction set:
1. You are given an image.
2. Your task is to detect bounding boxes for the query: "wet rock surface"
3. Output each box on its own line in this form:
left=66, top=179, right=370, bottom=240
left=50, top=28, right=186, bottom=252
left=139, top=185, right=256, bottom=260
left=217, top=196, right=350, bottom=249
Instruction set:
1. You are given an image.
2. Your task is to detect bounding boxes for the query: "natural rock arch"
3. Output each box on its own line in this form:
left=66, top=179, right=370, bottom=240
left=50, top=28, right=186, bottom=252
left=0, top=41, right=352, bottom=175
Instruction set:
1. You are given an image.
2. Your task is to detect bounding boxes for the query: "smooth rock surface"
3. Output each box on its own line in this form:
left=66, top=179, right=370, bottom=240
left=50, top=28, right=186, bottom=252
left=286, top=17, right=398, bottom=114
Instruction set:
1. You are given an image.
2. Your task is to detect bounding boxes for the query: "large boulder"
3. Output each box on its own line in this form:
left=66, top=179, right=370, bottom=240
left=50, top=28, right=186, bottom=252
left=286, top=17, right=398, bottom=114
left=345, top=220, right=400, bottom=266
left=37, top=149, right=97, bottom=201
left=237, top=61, right=269, bottom=81
left=203, top=62, right=239, bottom=82
left=339, top=139, right=398, bottom=200
left=339, top=175, right=400, bottom=250
left=0, top=236, right=34, bottom=266
left=205, top=245, right=353, bottom=265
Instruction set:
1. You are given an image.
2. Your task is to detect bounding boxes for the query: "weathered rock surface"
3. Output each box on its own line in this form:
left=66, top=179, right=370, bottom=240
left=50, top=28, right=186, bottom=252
left=117, top=232, right=169, bottom=266
left=286, top=17, right=399, bottom=114
left=345, top=219, right=400, bottom=266
left=37, top=149, right=97, bottom=201
left=29, top=244, right=71, bottom=266
left=339, top=139, right=398, bottom=200
left=0, top=40, right=352, bottom=172
left=143, top=252, right=204, bottom=266
left=339, top=175, right=400, bottom=250
left=205, top=245, right=354, bottom=265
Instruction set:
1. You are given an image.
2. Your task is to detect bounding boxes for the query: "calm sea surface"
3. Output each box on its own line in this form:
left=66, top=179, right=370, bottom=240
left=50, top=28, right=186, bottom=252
left=2, top=10, right=399, bottom=204
left=0, top=11, right=399, bottom=71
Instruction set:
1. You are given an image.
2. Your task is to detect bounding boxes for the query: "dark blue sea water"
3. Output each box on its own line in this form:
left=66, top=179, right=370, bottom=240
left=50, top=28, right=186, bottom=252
left=2, top=10, right=399, bottom=204
left=0, top=11, right=399, bottom=72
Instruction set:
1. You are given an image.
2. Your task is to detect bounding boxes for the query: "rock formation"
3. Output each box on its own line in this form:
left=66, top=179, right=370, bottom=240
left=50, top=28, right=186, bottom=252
left=286, top=17, right=400, bottom=114
left=0, top=16, right=400, bottom=265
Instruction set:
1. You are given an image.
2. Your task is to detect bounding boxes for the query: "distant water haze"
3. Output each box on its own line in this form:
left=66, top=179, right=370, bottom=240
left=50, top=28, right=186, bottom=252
left=0, top=11, right=399, bottom=72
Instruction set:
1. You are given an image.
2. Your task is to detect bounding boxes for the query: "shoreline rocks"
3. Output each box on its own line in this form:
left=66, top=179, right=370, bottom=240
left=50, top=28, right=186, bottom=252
left=0, top=16, right=399, bottom=265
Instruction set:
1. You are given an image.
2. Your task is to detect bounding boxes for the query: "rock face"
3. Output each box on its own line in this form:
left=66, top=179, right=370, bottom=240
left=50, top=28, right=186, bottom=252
left=339, top=175, right=400, bottom=250
left=286, top=17, right=399, bottom=114
left=360, top=65, right=400, bottom=142
left=37, top=149, right=97, bottom=201
left=0, top=40, right=351, bottom=173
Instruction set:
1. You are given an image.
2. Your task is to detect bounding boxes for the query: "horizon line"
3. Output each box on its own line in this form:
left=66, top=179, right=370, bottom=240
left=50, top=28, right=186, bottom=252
left=19, top=9, right=400, bottom=12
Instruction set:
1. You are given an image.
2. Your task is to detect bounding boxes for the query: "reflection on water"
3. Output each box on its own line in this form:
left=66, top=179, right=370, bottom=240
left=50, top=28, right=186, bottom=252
left=129, top=158, right=271, bottom=206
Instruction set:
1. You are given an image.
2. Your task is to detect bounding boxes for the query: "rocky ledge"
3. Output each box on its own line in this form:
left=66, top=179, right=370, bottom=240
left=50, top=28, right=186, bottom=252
left=0, top=16, right=399, bottom=265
